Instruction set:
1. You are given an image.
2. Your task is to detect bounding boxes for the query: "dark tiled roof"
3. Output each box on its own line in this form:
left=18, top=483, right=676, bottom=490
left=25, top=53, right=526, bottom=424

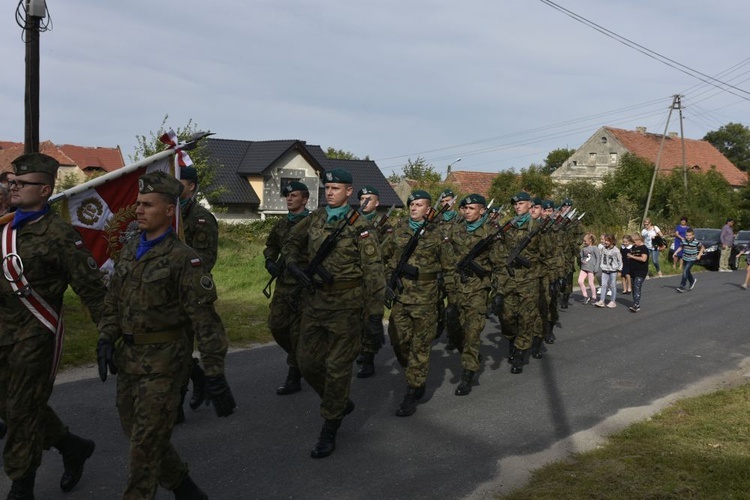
left=606, top=127, right=747, bottom=187
left=319, top=158, right=404, bottom=208
left=204, top=138, right=260, bottom=204
left=237, top=140, right=299, bottom=175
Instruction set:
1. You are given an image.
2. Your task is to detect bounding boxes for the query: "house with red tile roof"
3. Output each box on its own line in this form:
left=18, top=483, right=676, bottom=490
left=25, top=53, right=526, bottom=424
left=551, top=126, right=748, bottom=188
left=0, top=140, right=125, bottom=184
left=444, top=171, right=499, bottom=198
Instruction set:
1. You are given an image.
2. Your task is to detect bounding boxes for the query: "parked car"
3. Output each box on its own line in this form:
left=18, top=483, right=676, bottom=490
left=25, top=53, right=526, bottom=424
left=668, top=228, right=737, bottom=271
left=734, top=230, right=750, bottom=268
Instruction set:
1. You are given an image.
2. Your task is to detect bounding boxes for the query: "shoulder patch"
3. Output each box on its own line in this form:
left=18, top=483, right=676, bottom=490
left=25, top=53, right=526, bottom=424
left=200, top=275, right=215, bottom=290
left=190, top=257, right=202, bottom=267
left=87, top=257, right=98, bottom=270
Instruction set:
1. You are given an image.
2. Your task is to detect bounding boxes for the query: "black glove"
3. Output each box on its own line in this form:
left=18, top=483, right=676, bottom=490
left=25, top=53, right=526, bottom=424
left=96, top=339, right=117, bottom=382
left=384, top=281, right=397, bottom=305
left=286, top=262, right=311, bottom=287
left=491, top=294, right=505, bottom=318
left=367, top=315, right=385, bottom=350
left=205, top=375, right=237, bottom=417
left=264, top=258, right=282, bottom=278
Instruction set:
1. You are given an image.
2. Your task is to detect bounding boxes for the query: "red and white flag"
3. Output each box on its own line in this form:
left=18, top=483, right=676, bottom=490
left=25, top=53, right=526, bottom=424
left=60, top=157, right=174, bottom=276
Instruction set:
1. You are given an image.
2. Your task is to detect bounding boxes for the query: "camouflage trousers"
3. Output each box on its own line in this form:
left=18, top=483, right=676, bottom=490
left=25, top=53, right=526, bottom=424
left=539, top=277, right=559, bottom=332
left=360, top=312, right=382, bottom=356
left=456, top=289, right=489, bottom=372
left=0, top=334, right=67, bottom=480
left=116, top=366, right=190, bottom=499
left=501, top=279, right=542, bottom=350
left=268, top=284, right=302, bottom=368
left=390, top=302, right=438, bottom=388
left=297, top=307, right=362, bottom=420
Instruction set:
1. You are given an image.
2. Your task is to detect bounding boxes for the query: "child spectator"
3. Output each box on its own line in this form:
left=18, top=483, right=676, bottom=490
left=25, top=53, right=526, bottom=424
left=577, top=233, right=599, bottom=304
left=672, top=217, right=689, bottom=270
left=620, top=235, right=633, bottom=294
left=627, top=233, right=649, bottom=312
left=675, top=228, right=704, bottom=292
left=595, top=234, right=623, bottom=308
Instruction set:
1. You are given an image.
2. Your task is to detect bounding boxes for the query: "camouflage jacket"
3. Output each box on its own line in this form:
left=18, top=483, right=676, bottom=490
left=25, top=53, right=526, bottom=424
left=448, top=218, right=497, bottom=294
left=181, top=200, right=218, bottom=272
left=494, top=217, right=544, bottom=290
left=282, top=206, right=385, bottom=316
left=0, top=212, right=106, bottom=346
left=381, top=219, right=455, bottom=305
left=264, top=213, right=310, bottom=287
left=98, top=231, right=228, bottom=376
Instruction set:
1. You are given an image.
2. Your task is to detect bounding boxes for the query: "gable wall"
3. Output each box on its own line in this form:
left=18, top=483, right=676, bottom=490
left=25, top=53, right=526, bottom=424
left=261, top=150, right=320, bottom=213
left=552, top=129, right=628, bottom=186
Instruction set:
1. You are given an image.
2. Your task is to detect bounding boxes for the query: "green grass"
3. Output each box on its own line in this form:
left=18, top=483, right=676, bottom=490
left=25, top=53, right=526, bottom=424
left=501, top=383, right=750, bottom=499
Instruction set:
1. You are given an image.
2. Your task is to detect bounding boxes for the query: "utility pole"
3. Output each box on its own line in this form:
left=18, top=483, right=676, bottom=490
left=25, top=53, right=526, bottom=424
left=642, top=95, right=681, bottom=223
left=23, top=0, right=48, bottom=154
left=676, top=95, right=687, bottom=192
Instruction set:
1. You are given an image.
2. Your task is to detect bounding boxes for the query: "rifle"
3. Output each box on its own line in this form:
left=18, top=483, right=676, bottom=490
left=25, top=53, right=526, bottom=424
left=304, top=199, right=370, bottom=287
left=262, top=265, right=279, bottom=299
left=375, top=205, right=396, bottom=236
left=504, top=215, right=557, bottom=277
left=385, top=199, right=451, bottom=309
left=456, top=216, right=518, bottom=283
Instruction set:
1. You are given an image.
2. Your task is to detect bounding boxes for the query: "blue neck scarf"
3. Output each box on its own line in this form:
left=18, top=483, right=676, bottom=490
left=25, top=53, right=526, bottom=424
left=409, top=218, right=425, bottom=232
left=364, top=211, right=378, bottom=221
left=136, top=227, right=173, bottom=261
left=288, top=209, right=310, bottom=223
left=12, top=205, right=51, bottom=230
left=325, top=205, right=350, bottom=224
left=443, top=210, right=457, bottom=222
left=466, top=212, right=489, bottom=233
left=513, top=213, right=531, bottom=228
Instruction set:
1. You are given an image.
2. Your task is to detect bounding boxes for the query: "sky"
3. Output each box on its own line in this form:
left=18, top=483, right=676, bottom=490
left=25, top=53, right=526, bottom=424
left=1, top=0, right=749, bottom=178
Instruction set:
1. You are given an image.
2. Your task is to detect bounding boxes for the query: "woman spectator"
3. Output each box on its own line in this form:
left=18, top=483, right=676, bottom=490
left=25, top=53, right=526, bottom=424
left=672, top=217, right=689, bottom=270
left=642, top=218, right=664, bottom=277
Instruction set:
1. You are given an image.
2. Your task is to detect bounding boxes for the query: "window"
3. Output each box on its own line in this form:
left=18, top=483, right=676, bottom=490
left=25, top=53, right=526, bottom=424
left=572, top=160, right=578, bottom=166
left=609, top=153, right=617, bottom=164
left=600, top=136, right=608, bottom=144
left=588, top=153, right=596, bottom=166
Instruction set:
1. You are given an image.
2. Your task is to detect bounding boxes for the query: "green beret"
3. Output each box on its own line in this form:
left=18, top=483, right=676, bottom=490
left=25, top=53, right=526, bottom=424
left=181, top=166, right=199, bottom=183
left=407, top=190, right=432, bottom=204
left=460, top=193, right=486, bottom=207
left=440, top=189, right=455, bottom=199
left=323, top=168, right=352, bottom=185
left=531, top=197, right=543, bottom=206
left=561, top=198, right=573, bottom=207
left=282, top=181, right=309, bottom=196
left=139, top=171, right=184, bottom=198
left=357, top=185, right=380, bottom=198
left=510, top=192, right=531, bottom=203
left=541, top=199, right=554, bottom=210
left=12, top=153, right=59, bottom=177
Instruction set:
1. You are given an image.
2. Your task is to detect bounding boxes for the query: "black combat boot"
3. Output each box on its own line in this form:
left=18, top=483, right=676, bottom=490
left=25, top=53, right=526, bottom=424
left=395, top=387, right=418, bottom=417
left=172, top=474, right=208, bottom=500
left=310, top=419, right=341, bottom=459
left=413, top=384, right=426, bottom=400
left=508, top=339, right=517, bottom=362
left=455, top=369, right=475, bottom=396
left=531, top=337, right=544, bottom=359
left=356, top=353, right=375, bottom=378
left=189, top=358, right=206, bottom=409
left=510, top=349, right=526, bottom=374
left=54, top=432, right=95, bottom=492
left=0, top=420, right=6, bottom=439
left=7, top=472, right=35, bottom=500
left=276, top=367, right=302, bottom=395
left=560, top=294, right=569, bottom=309
left=544, top=322, right=556, bottom=344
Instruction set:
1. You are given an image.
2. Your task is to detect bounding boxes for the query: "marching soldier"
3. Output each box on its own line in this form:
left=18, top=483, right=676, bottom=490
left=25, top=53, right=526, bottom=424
left=177, top=166, right=219, bottom=419
left=282, top=169, right=385, bottom=459
left=381, top=190, right=455, bottom=415
left=447, top=194, right=495, bottom=395
left=558, top=199, right=578, bottom=308
left=1, top=153, right=105, bottom=498
left=264, top=181, right=311, bottom=395
left=494, top=192, right=543, bottom=374
left=356, top=185, right=382, bottom=378
left=437, top=189, right=458, bottom=347
left=543, top=200, right=565, bottom=344
left=529, top=198, right=554, bottom=359
left=97, top=171, right=236, bottom=499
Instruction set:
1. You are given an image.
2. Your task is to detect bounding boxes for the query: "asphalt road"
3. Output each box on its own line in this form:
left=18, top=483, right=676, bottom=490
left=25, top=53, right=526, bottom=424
left=2, top=269, right=749, bottom=499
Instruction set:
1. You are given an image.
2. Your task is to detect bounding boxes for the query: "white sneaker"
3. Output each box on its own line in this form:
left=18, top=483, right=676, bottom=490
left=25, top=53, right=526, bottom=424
left=606, top=301, right=616, bottom=308
left=742, top=284, right=748, bottom=290
left=690, top=278, right=697, bottom=290
left=594, top=300, right=605, bottom=308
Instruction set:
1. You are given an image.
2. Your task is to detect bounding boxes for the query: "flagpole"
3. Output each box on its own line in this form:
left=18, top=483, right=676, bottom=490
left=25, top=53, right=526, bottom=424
left=48, top=131, right=212, bottom=204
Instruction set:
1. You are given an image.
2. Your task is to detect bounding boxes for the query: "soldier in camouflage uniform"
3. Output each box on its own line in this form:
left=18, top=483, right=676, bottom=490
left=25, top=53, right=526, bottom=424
left=264, top=181, right=310, bottom=395
left=1, top=153, right=105, bottom=499
left=543, top=200, right=565, bottom=344
left=381, top=190, right=455, bottom=416
left=529, top=198, right=554, bottom=359
left=177, top=166, right=220, bottom=419
left=282, top=169, right=385, bottom=459
left=494, top=192, right=543, bottom=374
left=558, top=199, right=579, bottom=308
left=447, top=194, right=495, bottom=395
left=355, top=185, right=381, bottom=379
left=96, top=171, right=236, bottom=500
left=436, top=189, right=458, bottom=348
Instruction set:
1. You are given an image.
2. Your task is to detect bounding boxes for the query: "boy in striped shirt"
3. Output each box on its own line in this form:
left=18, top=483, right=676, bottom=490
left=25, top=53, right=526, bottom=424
left=676, top=229, right=704, bottom=292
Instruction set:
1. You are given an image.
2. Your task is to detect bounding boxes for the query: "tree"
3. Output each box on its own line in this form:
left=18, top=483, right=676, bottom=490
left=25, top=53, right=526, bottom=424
left=325, top=147, right=369, bottom=160
left=703, top=122, right=750, bottom=172
left=519, top=164, right=554, bottom=199
left=131, top=115, right=223, bottom=203
left=487, top=170, right=519, bottom=209
left=543, top=148, right=576, bottom=175
left=401, top=157, right=441, bottom=183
